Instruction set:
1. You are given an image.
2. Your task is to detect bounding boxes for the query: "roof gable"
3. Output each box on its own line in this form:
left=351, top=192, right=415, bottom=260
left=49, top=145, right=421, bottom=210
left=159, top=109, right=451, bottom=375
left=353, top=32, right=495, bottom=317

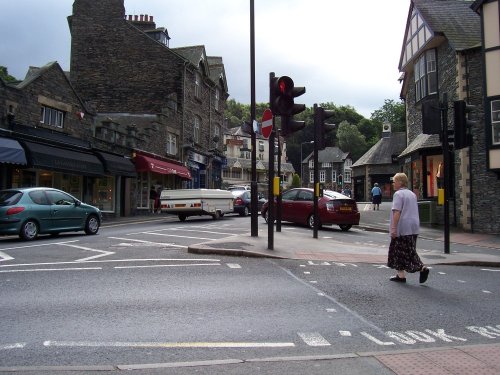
left=352, top=132, right=407, bottom=167
left=399, top=0, right=481, bottom=71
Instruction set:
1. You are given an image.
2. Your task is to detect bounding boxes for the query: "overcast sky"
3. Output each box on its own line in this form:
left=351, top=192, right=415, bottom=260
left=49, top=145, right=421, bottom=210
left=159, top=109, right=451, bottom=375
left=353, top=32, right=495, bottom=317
left=0, top=0, right=410, bottom=118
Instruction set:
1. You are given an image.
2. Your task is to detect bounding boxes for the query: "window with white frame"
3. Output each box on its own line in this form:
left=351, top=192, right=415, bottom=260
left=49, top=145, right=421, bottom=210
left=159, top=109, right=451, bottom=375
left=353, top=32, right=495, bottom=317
left=344, top=158, right=352, bottom=167
left=214, top=88, right=220, bottom=111
left=332, top=170, right=337, bottom=182
left=344, top=170, right=352, bottom=183
left=492, top=100, right=500, bottom=145
left=166, top=133, right=177, bottom=156
left=319, top=170, right=326, bottom=183
left=308, top=160, right=314, bottom=168
left=194, top=116, right=201, bottom=143
left=322, top=162, right=331, bottom=168
left=195, top=72, right=201, bottom=98
left=309, top=170, right=314, bottom=183
left=40, top=106, right=64, bottom=128
left=414, top=49, right=437, bottom=102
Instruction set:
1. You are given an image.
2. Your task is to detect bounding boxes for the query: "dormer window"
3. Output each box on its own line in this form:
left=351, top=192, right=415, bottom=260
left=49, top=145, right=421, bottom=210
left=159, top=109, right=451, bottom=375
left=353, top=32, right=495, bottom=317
left=40, top=106, right=64, bottom=128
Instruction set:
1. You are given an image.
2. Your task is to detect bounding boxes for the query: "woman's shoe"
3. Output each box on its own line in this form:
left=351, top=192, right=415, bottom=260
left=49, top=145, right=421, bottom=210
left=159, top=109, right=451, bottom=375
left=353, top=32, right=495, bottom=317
left=420, top=267, right=430, bottom=284
left=390, top=275, right=406, bottom=283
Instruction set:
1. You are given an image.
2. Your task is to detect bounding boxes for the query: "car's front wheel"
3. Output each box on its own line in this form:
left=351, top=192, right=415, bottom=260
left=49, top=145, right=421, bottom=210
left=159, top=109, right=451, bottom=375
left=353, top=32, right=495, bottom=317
left=20, top=220, right=39, bottom=241
left=85, top=215, right=100, bottom=235
left=339, top=224, right=352, bottom=231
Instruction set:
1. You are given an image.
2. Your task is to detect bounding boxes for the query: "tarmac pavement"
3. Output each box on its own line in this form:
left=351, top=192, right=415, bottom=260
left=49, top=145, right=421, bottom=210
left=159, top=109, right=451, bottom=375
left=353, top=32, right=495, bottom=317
left=187, top=202, right=500, bottom=267
left=99, top=204, right=500, bottom=374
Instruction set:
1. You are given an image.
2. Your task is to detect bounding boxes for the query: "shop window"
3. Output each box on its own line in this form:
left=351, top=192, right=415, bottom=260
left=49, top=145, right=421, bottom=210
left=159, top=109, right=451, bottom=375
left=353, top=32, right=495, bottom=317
left=92, top=177, right=115, bottom=212
left=426, top=156, right=443, bottom=198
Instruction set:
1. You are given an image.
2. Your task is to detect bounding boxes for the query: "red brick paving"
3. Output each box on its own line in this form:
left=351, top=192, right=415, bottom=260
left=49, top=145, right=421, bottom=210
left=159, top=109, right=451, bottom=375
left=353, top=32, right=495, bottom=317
left=375, top=345, right=500, bottom=375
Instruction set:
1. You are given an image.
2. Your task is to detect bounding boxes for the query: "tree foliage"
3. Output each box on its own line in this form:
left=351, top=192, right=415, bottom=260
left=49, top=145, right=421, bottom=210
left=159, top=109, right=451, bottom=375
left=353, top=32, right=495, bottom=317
left=337, top=121, right=367, bottom=160
left=0, top=66, right=18, bottom=83
left=222, top=97, right=406, bottom=176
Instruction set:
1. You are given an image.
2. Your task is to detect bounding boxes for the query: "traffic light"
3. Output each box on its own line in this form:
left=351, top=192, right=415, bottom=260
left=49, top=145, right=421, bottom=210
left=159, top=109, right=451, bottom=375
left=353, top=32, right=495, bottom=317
left=453, top=100, right=476, bottom=149
left=314, top=104, right=336, bottom=150
left=270, top=75, right=306, bottom=136
left=338, top=175, right=343, bottom=186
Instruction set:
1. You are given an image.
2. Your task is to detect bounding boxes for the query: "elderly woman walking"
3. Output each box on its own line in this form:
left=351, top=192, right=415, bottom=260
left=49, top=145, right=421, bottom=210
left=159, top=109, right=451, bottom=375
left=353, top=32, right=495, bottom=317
left=388, top=173, right=429, bottom=284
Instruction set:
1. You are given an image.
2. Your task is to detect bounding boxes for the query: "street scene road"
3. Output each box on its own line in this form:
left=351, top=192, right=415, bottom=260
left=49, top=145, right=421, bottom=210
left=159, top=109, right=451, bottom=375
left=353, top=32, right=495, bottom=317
left=0, top=210, right=499, bottom=373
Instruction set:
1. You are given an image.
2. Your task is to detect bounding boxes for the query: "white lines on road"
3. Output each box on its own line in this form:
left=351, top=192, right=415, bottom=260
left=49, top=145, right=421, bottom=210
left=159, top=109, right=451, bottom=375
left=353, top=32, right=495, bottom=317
left=58, top=243, right=114, bottom=262
left=0, top=258, right=221, bottom=268
left=326, top=308, right=337, bottom=313
left=108, top=237, right=187, bottom=248
left=482, top=290, right=493, bottom=294
left=297, top=332, right=331, bottom=346
left=481, top=268, right=500, bottom=272
left=0, top=267, right=102, bottom=273
left=0, top=343, right=26, bottom=350
left=114, top=263, right=221, bottom=270
left=339, top=331, right=352, bottom=337
left=226, top=263, right=241, bottom=269
left=144, top=232, right=225, bottom=241
left=0, top=250, right=14, bottom=262
left=43, top=340, right=295, bottom=349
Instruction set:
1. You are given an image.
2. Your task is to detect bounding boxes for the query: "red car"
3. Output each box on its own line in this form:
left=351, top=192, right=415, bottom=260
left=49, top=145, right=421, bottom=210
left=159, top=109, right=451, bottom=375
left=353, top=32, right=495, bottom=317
left=261, top=188, right=360, bottom=231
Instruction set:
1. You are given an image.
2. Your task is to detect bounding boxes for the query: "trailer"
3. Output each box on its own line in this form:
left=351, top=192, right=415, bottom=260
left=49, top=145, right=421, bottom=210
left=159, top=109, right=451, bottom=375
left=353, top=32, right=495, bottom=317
left=159, top=189, right=234, bottom=221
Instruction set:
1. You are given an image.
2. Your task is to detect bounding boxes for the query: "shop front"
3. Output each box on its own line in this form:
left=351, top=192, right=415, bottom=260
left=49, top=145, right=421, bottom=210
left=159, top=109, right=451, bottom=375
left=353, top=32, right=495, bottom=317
left=134, top=152, right=192, bottom=213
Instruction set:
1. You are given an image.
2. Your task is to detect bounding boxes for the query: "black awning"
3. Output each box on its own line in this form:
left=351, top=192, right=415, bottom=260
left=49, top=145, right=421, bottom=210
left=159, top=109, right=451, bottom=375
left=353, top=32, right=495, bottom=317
left=22, top=141, right=105, bottom=176
left=0, top=137, right=27, bottom=165
left=95, top=151, right=137, bottom=177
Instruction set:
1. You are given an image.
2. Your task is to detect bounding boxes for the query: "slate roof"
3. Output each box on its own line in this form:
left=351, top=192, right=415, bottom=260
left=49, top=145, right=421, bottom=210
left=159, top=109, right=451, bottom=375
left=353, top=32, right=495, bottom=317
left=398, top=133, right=441, bottom=158
left=352, top=133, right=407, bottom=167
left=172, top=45, right=206, bottom=66
left=413, top=0, right=481, bottom=51
left=303, top=146, right=348, bottom=164
left=225, top=157, right=295, bottom=173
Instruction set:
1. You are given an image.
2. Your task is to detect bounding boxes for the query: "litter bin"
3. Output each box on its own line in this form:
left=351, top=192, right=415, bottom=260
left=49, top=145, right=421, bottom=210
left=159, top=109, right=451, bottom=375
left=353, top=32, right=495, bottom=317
left=418, top=200, right=437, bottom=224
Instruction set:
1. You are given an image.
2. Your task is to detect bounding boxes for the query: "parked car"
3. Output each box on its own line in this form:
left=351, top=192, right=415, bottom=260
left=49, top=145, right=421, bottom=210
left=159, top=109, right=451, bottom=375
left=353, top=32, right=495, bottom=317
left=227, top=185, right=251, bottom=191
left=0, top=187, right=102, bottom=240
left=231, top=190, right=267, bottom=216
left=261, top=188, right=360, bottom=231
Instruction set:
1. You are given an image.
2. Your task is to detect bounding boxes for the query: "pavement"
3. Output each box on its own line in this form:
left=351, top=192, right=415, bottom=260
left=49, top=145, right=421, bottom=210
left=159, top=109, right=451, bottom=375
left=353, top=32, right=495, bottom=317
left=184, top=201, right=500, bottom=267
left=98, top=203, right=500, bottom=374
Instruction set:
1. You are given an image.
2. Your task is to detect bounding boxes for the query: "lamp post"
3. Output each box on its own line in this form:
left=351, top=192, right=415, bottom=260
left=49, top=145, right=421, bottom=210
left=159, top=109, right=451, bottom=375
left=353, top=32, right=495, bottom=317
left=300, top=141, right=314, bottom=187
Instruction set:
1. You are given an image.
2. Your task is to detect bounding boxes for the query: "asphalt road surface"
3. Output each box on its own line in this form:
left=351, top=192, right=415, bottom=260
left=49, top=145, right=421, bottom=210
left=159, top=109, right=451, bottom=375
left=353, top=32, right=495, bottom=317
left=0, top=215, right=498, bottom=371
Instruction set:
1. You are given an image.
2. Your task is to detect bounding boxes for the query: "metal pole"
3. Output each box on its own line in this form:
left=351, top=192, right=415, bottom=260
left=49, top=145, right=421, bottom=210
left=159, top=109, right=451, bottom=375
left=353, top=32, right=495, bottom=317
left=441, top=93, right=450, bottom=254
left=250, top=0, right=258, bottom=237
left=313, top=104, right=319, bottom=239
left=267, top=73, right=275, bottom=250
left=276, top=131, right=282, bottom=232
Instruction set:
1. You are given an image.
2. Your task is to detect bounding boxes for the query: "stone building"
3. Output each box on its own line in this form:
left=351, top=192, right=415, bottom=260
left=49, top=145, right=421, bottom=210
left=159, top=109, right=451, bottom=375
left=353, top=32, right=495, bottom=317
left=397, top=0, right=500, bottom=233
left=0, top=62, right=137, bottom=215
left=1, top=0, right=229, bottom=218
left=302, top=147, right=352, bottom=192
left=222, top=127, right=295, bottom=194
left=351, top=127, right=406, bottom=202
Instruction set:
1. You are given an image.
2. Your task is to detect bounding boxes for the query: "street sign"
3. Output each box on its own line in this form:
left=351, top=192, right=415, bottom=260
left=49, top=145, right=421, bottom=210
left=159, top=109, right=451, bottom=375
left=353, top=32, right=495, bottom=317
left=261, top=109, right=273, bottom=139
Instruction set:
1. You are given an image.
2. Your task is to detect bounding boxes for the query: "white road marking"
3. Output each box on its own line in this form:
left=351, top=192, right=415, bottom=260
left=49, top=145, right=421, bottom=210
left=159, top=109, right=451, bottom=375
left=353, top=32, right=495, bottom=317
left=43, top=340, right=295, bottom=348
left=0, top=343, right=26, bottom=350
left=326, top=308, right=337, bottom=313
left=145, top=232, right=220, bottom=241
left=297, top=332, right=331, bottom=346
left=0, top=258, right=221, bottom=269
left=339, top=331, right=352, bottom=337
left=481, top=268, right=500, bottom=272
left=310, top=281, right=318, bottom=284
left=108, top=237, right=187, bottom=248
left=114, top=263, right=221, bottom=269
left=0, top=240, right=79, bottom=252
left=304, top=271, right=311, bottom=274
left=58, top=244, right=114, bottom=262
left=438, top=272, right=446, bottom=275
left=0, top=250, right=14, bottom=262
left=482, top=290, right=492, bottom=294
left=457, top=280, right=466, bottom=283
left=226, top=263, right=241, bottom=269
left=0, top=267, right=102, bottom=273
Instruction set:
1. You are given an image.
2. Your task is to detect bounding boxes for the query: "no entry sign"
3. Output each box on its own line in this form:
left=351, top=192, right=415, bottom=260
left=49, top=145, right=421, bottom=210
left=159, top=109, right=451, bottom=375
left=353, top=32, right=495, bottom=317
left=261, top=109, right=273, bottom=139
